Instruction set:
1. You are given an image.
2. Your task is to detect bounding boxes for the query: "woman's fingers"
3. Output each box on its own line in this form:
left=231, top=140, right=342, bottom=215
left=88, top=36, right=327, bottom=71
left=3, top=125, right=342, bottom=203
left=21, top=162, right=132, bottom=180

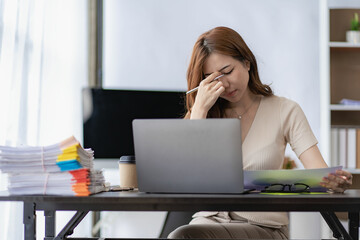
left=320, top=171, right=353, bottom=193
left=198, top=72, right=223, bottom=95
left=198, top=75, right=224, bottom=95
left=214, top=81, right=225, bottom=93
left=215, top=85, right=225, bottom=95
left=320, top=178, right=343, bottom=193
left=201, top=72, right=223, bottom=84
left=336, top=170, right=353, bottom=181
left=198, top=81, right=222, bottom=98
left=331, top=172, right=352, bottom=187
left=192, top=73, right=224, bottom=113
left=205, top=79, right=221, bottom=89
left=209, top=80, right=224, bottom=92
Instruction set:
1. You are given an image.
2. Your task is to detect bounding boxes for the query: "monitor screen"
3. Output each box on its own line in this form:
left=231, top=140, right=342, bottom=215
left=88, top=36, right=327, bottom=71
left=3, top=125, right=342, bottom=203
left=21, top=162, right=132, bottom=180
left=82, top=88, right=186, bottom=158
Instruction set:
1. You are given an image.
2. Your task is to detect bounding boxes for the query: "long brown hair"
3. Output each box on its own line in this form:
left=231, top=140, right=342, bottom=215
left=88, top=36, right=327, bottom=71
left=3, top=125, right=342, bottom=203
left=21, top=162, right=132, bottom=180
left=185, top=26, right=273, bottom=118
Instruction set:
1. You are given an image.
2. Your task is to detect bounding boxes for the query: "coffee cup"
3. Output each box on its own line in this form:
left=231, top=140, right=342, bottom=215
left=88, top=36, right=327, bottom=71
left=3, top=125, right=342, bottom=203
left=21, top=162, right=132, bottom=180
left=118, top=156, right=138, bottom=189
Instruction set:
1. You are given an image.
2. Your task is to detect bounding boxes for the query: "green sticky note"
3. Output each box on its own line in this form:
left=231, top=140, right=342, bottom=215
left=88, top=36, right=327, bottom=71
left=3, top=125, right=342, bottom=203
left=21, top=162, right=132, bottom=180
left=260, top=192, right=329, bottom=195
left=260, top=192, right=301, bottom=195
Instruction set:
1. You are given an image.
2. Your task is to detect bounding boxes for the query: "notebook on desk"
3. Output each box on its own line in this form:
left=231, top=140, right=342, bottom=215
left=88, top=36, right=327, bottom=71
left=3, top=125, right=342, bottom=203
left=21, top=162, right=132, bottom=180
left=132, top=119, right=246, bottom=194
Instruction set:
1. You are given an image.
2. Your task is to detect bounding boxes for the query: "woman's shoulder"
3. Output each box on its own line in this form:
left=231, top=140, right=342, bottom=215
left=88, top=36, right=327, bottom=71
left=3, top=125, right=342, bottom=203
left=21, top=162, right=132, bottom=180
left=262, top=95, right=298, bottom=108
left=262, top=97, right=308, bottom=129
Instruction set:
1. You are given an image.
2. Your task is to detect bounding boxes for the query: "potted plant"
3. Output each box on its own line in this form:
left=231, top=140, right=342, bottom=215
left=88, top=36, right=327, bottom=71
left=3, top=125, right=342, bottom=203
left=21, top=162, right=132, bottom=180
left=346, top=13, right=360, bottom=44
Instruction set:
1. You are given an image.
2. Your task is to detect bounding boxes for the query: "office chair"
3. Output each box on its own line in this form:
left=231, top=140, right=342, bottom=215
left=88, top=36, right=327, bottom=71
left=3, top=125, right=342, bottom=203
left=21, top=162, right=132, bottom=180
left=159, top=211, right=195, bottom=238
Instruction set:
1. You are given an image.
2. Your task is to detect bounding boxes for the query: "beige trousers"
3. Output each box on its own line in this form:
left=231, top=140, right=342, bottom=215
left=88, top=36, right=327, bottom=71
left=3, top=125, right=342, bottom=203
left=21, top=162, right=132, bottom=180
left=168, top=215, right=289, bottom=239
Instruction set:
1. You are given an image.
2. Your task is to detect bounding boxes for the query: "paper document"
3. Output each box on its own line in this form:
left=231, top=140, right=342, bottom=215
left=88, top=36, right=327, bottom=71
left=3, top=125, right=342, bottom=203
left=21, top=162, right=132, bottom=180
left=244, top=166, right=342, bottom=191
left=0, top=136, right=106, bottom=196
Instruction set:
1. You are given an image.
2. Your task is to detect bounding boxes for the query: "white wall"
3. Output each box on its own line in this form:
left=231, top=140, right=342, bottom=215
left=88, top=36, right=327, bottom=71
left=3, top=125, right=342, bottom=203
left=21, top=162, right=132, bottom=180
left=103, top=0, right=323, bottom=239
left=103, top=0, right=321, bottom=157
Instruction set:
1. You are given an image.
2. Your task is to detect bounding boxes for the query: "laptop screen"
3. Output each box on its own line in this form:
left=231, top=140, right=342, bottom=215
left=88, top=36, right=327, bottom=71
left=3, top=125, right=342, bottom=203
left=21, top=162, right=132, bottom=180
left=133, top=119, right=244, bottom=194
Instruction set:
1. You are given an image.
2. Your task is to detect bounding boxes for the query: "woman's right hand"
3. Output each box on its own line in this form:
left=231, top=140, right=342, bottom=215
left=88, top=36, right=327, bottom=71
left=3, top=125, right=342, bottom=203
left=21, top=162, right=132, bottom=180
left=190, top=73, right=225, bottom=119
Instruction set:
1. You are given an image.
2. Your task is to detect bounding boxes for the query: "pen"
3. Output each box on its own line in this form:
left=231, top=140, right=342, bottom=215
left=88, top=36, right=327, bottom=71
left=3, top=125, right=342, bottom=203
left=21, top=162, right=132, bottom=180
left=186, top=74, right=224, bottom=95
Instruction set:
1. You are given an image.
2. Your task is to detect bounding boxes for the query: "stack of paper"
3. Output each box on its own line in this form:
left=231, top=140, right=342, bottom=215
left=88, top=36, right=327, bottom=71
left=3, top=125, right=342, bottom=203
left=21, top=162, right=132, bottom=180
left=0, top=136, right=106, bottom=196
left=340, top=98, right=360, bottom=105
left=244, top=166, right=342, bottom=192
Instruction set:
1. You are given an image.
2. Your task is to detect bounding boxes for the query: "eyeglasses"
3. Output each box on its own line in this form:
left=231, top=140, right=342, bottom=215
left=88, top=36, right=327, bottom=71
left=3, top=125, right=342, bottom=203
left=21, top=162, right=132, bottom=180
left=262, top=183, right=310, bottom=193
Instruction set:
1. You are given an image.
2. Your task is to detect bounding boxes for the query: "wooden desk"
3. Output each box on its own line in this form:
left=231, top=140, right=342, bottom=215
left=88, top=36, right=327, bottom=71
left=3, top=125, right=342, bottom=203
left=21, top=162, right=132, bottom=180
left=0, top=190, right=359, bottom=240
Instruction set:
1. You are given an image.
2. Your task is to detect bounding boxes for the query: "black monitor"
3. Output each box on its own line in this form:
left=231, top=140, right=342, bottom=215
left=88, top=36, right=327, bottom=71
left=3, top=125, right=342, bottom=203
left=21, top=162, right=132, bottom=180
left=82, top=88, right=186, bottom=159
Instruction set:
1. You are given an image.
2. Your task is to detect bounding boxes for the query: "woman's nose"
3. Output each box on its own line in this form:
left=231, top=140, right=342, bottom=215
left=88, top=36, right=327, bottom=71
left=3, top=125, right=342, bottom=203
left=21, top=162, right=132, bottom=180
left=220, top=77, right=230, bottom=88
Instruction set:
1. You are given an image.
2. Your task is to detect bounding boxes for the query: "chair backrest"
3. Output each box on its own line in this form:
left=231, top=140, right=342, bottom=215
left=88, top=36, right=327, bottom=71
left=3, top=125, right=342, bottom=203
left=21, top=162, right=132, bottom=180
left=159, top=211, right=195, bottom=238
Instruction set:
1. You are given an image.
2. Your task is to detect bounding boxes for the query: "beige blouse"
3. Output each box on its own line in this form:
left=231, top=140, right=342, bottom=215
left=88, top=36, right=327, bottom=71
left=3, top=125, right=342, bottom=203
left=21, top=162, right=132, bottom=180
left=193, top=95, right=318, bottom=228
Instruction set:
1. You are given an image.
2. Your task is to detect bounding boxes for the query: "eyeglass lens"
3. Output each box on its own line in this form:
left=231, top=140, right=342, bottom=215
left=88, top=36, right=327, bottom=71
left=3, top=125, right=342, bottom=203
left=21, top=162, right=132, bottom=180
left=264, top=183, right=310, bottom=192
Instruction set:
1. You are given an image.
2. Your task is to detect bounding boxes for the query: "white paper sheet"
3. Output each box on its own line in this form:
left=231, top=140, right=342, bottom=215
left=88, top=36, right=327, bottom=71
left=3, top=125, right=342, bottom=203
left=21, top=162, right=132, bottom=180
left=244, top=166, right=343, bottom=191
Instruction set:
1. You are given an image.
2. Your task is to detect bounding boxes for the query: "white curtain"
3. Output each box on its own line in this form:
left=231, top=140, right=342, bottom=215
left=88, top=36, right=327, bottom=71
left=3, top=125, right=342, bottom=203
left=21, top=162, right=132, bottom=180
left=0, top=0, right=89, bottom=239
left=0, top=0, right=45, bottom=239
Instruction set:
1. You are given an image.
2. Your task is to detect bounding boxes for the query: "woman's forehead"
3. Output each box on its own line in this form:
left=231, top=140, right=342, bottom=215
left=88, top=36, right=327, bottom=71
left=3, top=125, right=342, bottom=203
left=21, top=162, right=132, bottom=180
left=203, top=53, right=237, bottom=72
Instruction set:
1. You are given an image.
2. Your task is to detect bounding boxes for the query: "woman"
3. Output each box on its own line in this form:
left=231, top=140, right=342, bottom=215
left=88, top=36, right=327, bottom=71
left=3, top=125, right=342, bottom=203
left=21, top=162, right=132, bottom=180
left=168, top=26, right=352, bottom=239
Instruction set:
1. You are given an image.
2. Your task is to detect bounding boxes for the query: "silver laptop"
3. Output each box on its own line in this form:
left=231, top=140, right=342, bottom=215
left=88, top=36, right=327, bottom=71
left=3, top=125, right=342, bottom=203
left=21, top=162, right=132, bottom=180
left=132, top=119, right=244, bottom=194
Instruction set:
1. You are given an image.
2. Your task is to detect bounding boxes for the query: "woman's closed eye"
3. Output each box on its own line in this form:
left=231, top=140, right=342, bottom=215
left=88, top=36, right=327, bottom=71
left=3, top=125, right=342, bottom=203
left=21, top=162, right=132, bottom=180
left=223, top=68, right=233, bottom=75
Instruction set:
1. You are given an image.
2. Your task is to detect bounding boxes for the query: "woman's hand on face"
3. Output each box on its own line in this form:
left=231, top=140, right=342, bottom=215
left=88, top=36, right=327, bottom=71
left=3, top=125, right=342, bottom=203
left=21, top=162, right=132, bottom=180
left=191, top=73, right=225, bottom=119
left=320, top=169, right=352, bottom=193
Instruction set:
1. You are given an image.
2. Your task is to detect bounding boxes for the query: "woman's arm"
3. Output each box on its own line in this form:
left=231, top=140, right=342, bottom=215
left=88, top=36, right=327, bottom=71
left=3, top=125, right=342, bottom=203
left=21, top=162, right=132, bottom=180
left=298, top=145, right=328, bottom=169
left=299, top=145, right=352, bottom=193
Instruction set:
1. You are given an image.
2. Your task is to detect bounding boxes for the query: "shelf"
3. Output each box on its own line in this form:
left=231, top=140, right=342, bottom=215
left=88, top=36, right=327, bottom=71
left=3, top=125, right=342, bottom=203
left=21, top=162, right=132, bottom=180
left=328, top=0, right=360, bottom=9
left=330, top=104, right=360, bottom=111
left=329, top=42, right=360, bottom=48
left=344, top=168, right=360, bottom=174
left=331, top=125, right=360, bottom=129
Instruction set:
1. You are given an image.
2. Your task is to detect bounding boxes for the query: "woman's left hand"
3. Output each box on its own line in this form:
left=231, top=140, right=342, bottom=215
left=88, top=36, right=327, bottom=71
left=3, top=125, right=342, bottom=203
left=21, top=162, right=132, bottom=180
left=320, top=170, right=352, bottom=193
